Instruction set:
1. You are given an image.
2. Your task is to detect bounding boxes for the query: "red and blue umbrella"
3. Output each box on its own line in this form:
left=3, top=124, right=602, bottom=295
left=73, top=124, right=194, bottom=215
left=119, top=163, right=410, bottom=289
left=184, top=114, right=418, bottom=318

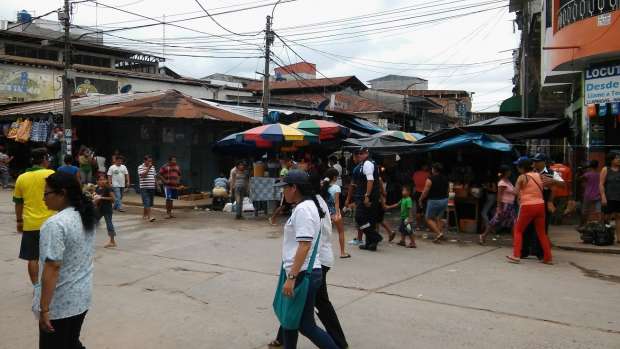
left=289, top=119, right=350, bottom=140
left=237, top=123, right=319, bottom=146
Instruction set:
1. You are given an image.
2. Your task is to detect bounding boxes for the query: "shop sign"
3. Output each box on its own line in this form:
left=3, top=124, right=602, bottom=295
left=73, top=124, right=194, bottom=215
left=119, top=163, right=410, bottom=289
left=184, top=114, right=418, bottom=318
left=584, top=64, right=620, bottom=105
left=598, top=12, right=612, bottom=26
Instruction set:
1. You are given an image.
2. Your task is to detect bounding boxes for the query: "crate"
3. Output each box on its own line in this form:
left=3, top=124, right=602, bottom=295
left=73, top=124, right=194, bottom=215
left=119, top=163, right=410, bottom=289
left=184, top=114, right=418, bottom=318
left=459, top=219, right=477, bottom=234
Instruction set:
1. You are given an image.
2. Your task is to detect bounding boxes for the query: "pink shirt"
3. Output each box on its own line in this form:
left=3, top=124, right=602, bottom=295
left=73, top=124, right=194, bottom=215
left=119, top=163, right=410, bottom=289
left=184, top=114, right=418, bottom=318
left=520, top=173, right=544, bottom=206
left=498, top=178, right=516, bottom=204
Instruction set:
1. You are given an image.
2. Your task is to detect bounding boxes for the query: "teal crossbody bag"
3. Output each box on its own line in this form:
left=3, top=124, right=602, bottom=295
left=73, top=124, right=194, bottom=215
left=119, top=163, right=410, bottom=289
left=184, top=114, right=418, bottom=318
left=272, top=230, right=322, bottom=330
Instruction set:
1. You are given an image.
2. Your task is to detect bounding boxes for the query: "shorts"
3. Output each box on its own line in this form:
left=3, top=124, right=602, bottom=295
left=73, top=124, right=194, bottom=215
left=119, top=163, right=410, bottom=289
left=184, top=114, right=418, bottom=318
left=582, top=199, right=601, bottom=213
left=413, top=192, right=424, bottom=213
left=426, top=198, right=448, bottom=219
left=603, top=200, right=620, bottom=214
left=164, top=186, right=178, bottom=201
left=19, top=230, right=40, bottom=261
left=141, top=189, right=155, bottom=208
left=399, top=219, right=413, bottom=236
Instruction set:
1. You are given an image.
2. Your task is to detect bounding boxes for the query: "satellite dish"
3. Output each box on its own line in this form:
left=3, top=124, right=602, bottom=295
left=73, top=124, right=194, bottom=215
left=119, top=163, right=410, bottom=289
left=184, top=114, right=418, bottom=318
left=120, top=84, right=132, bottom=93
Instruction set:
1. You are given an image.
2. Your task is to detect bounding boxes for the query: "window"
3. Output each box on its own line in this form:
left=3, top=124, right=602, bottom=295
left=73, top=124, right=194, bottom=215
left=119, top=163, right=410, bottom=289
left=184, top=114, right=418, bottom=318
left=5, top=44, right=58, bottom=61
left=72, top=54, right=111, bottom=68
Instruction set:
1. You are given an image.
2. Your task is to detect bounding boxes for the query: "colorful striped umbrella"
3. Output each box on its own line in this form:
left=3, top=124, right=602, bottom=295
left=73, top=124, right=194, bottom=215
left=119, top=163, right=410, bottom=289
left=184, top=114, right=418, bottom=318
left=289, top=119, right=350, bottom=140
left=375, top=130, right=420, bottom=142
left=237, top=123, right=319, bottom=146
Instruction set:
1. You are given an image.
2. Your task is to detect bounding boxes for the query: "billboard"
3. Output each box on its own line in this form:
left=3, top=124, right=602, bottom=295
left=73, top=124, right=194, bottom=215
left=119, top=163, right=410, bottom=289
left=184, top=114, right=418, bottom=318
left=584, top=64, right=620, bottom=105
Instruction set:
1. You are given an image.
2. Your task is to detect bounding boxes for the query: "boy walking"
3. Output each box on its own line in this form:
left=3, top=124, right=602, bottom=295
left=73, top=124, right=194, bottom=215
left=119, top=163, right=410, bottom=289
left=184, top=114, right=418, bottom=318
left=94, top=174, right=117, bottom=248
left=159, top=156, right=181, bottom=219
left=108, top=156, right=130, bottom=212
left=386, top=186, right=416, bottom=248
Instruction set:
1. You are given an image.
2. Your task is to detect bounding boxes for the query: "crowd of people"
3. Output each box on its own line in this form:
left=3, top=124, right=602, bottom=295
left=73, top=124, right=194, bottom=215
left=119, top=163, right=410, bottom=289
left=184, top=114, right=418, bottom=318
left=7, top=142, right=620, bottom=348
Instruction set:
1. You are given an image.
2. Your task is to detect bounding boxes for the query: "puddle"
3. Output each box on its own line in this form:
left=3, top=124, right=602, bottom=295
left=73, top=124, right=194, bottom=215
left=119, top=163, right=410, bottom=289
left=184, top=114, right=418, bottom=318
left=570, top=262, right=620, bottom=284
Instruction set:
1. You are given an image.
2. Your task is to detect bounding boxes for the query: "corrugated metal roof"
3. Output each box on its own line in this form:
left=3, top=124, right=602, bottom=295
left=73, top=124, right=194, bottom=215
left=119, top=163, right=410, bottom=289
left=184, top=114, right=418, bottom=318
left=0, top=90, right=258, bottom=123
left=201, top=100, right=328, bottom=122
left=246, top=76, right=367, bottom=92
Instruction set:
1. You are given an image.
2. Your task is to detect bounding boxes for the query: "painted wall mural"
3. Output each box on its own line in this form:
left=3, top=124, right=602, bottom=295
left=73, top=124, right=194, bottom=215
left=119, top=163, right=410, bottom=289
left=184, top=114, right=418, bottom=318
left=0, top=67, right=60, bottom=104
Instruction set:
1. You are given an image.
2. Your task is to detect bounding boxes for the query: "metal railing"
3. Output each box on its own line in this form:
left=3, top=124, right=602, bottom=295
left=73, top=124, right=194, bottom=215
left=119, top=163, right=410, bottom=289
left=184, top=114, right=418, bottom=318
left=557, top=0, right=619, bottom=30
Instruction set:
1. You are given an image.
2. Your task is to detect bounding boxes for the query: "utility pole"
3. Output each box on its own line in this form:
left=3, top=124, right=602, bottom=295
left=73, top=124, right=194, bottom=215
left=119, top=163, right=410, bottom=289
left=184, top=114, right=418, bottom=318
left=520, top=1, right=528, bottom=118
left=61, top=0, right=72, bottom=155
left=262, top=15, right=273, bottom=122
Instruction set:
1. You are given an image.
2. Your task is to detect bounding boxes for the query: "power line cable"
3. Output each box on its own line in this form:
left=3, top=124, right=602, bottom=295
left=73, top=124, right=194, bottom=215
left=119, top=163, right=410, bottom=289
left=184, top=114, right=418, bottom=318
left=193, top=0, right=261, bottom=37
left=74, top=0, right=263, bottom=48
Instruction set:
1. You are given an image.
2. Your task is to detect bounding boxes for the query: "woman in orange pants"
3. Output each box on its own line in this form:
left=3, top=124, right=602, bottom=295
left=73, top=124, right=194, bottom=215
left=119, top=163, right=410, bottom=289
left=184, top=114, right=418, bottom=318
left=507, top=158, right=553, bottom=264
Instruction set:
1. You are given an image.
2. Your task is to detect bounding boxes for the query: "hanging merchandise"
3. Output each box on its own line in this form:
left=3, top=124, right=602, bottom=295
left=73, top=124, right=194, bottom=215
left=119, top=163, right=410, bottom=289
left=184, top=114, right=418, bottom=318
left=30, top=120, right=50, bottom=142
left=611, top=102, right=620, bottom=116
left=29, top=120, right=40, bottom=142
left=587, top=104, right=597, bottom=118
left=598, top=104, right=608, bottom=117
left=7, top=119, right=21, bottom=140
left=15, top=119, right=33, bottom=143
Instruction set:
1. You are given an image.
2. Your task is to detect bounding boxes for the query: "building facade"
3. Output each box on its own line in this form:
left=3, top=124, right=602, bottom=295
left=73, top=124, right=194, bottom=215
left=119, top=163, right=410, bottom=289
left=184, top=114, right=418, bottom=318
left=509, top=0, right=620, bottom=162
left=0, top=16, right=251, bottom=105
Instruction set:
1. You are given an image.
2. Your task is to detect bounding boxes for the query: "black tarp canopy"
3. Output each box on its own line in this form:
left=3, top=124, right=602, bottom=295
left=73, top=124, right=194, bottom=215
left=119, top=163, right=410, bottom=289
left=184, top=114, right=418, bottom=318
left=419, top=116, right=571, bottom=144
left=342, top=136, right=427, bottom=156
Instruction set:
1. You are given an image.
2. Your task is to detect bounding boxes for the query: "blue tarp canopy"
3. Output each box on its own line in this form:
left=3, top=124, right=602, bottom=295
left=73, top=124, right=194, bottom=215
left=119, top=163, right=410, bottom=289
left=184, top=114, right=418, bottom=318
left=428, top=133, right=512, bottom=152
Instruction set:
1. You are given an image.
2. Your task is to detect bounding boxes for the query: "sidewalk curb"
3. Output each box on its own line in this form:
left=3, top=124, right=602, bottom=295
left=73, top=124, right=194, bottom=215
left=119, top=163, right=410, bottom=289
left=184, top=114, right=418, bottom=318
left=555, top=244, right=620, bottom=255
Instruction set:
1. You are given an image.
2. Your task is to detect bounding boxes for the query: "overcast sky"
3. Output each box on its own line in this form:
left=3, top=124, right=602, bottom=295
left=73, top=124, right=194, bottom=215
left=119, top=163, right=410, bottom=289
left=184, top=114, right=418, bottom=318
left=2, top=0, right=520, bottom=111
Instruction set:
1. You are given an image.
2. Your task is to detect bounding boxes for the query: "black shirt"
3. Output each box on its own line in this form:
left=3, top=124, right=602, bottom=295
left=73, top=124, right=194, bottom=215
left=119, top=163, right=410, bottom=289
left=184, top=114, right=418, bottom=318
left=428, top=174, right=449, bottom=200
left=96, top=187, right=113, bottom=214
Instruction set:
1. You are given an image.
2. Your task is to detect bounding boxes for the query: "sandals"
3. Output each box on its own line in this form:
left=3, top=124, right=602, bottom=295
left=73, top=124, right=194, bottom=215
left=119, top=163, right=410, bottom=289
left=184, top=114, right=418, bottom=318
left=149, top=218, right=156, bottom=222
left=397, top=241, right=406, bottom=247
left=478, top=235, right=486, bottom=245
left=541, top=260, right=554, bottom=265
left=407, top=242, right=417, bottom=248
left=432, top=234, right=444, bottom=243
left=339, top=253, right=351, bottom=259
left=388, top=232, right=397, bottom=242
left=506, top=255, right=520, bottom=264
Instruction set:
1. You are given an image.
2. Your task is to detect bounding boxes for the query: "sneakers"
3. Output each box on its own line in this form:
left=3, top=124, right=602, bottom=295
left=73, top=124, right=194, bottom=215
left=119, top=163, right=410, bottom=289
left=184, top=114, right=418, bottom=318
left=348, top=239, right=364, bottom=245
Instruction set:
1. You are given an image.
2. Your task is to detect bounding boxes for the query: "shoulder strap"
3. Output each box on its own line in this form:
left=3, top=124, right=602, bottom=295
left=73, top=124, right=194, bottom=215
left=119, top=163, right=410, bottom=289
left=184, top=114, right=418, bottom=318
left=307, top=230, right=322, bottom=270
left=525, top=174, right=544, bottom=195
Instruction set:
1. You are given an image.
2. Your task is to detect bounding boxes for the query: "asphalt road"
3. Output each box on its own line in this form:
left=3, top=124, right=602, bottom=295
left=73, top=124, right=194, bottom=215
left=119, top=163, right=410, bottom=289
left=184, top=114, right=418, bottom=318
left=1, top=192, right=619, bottom=349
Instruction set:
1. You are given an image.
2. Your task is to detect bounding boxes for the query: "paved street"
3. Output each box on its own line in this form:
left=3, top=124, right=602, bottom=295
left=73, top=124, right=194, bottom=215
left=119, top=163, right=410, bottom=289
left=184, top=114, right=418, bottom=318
left=1, top=190, right=620, bottom=349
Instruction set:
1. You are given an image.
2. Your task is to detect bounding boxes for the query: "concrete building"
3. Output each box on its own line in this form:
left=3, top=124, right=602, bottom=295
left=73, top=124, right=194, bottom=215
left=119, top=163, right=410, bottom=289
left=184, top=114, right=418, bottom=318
left=507, top=0, right=620, bottom=163
left=0, top=15, right=251, bottom=105
left=368, top=75, right=429, bottom=91
left=273, top=62, right=317, bottom=81
left=0, top=90, right=258, bottom=189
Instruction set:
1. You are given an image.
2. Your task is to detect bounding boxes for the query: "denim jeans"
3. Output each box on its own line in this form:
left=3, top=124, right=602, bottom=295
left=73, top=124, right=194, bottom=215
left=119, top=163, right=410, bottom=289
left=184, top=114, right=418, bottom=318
left=276, top=266, right=348, bottom=349
left=234, top=186, right=247, bottom=218
left=112, top=187, right=124, bottom=210
left=282, top=268, right=338, bottom=349
left=98, top=212, right=115, bottom=237
left=481, top=193, right=496, bottom=227
left=0, top=169, right=9, bottom=188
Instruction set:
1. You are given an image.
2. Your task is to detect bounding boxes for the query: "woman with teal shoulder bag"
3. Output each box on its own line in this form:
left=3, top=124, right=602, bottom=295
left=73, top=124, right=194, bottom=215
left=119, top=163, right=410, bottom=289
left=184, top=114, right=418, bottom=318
left=273, top=170, right=338, bottom=349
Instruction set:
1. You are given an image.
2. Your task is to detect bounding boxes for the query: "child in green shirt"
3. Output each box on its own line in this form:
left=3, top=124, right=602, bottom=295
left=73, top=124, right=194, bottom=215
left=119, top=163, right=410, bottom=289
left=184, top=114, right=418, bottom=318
left=386, top=186, right=416, bottom=248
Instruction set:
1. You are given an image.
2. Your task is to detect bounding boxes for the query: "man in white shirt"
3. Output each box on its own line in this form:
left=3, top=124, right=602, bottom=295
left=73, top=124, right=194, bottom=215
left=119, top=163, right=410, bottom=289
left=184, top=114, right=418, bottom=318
left=107, top=156, right=130, bottom=212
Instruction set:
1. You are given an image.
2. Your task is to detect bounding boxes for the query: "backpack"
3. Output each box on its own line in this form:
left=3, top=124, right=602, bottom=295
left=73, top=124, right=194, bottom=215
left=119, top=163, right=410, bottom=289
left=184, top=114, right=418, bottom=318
left=593, top=223, right=616, bottom=246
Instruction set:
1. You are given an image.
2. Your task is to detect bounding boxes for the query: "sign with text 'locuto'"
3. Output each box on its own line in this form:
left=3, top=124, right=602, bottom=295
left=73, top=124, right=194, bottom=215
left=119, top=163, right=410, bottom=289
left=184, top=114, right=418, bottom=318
left=585, top=64, right=620, bottom=105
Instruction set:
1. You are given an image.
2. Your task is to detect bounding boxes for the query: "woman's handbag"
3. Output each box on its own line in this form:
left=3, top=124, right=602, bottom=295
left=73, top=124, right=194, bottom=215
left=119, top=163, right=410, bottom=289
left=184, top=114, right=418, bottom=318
left=273, top=230, right=321, bottom=330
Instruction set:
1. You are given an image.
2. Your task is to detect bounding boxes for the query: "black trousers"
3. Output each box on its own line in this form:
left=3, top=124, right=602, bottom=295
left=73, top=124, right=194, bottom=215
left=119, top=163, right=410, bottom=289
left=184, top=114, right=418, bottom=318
left=277, top=266, right=349, bottom=349
left=355, top=201, right=382, bottom=246
left=39, top=311, right=87, bottom=349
